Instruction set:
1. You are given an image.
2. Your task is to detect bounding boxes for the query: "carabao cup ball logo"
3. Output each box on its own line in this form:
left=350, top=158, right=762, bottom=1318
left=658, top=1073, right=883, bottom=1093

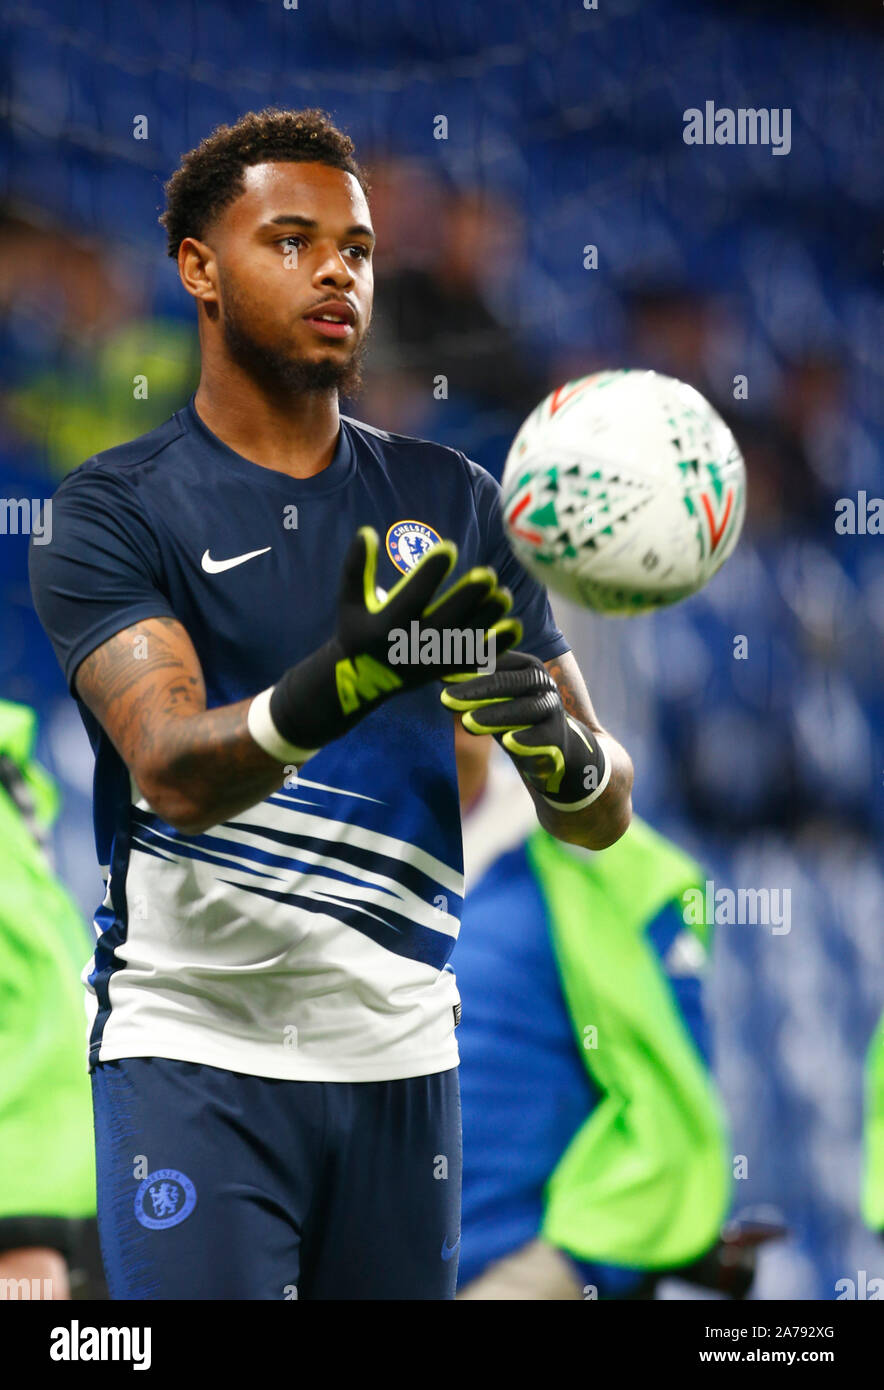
left=134, top=1169, right=197, bottom=1230
left=385, top=520, right=442, bottom=574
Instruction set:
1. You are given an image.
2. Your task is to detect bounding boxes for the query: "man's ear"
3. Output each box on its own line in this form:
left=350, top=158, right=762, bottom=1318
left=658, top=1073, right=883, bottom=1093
left=177, top=236, right=218, bottom=307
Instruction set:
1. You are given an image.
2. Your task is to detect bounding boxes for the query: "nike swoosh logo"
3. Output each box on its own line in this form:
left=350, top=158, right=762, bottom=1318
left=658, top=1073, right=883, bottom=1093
left=201, top=546, right=271, bottom=574
left=441, top=1235, right=461, bottom=1262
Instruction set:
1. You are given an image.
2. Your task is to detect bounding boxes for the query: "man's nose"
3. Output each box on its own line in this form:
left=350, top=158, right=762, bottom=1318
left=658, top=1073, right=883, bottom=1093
left=313, top=247, right=354, bottom=286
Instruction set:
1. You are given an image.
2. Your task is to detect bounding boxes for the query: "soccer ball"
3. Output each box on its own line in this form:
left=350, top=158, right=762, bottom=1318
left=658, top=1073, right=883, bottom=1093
left=500, top=369, right=746, bottom=616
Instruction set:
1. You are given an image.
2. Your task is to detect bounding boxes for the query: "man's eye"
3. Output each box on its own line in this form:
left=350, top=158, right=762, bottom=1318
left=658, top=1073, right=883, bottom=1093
left=280, top=236, right=304, bottom=250
left=348, top=245, right=370, bottom=260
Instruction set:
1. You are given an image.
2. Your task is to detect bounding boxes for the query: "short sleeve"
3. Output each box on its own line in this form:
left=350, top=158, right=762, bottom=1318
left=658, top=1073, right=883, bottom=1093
left=28, top=466, right=177, bottom=694
left=466, top=459, right=570, bottom=663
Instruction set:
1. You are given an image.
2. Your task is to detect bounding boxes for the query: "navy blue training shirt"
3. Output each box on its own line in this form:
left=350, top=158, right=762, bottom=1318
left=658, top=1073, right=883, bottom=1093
left=29, top=397, right=569, bottom=1082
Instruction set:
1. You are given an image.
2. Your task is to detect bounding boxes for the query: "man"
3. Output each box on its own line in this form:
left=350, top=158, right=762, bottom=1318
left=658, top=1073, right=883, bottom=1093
left=0, top=699, right=99, bottom=1300
left=28, top=107, right=632, bottom=1300
left=452, top=721, right=730, bottom=1299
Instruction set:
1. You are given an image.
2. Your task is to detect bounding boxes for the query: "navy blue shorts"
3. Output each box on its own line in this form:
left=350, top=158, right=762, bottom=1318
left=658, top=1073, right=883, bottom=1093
left=91, top=1057, right=462, bottom=1300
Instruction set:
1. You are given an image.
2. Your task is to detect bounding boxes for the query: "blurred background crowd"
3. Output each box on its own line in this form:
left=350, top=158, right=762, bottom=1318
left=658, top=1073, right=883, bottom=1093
left=0, top=0, right=882, bottom=1297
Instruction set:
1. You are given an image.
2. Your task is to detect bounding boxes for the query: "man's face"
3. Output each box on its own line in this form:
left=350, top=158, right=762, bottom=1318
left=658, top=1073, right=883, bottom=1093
left=206, top=160, right=374, bottom=394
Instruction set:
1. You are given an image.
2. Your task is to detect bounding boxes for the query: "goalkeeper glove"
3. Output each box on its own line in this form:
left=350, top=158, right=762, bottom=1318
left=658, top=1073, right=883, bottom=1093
left=441, top=650, right=610, bottom=811
left=248, top=526, right=522, bottom=761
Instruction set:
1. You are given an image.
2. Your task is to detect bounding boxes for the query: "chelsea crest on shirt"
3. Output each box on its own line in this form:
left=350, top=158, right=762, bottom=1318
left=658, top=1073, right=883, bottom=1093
left=385, top=520, right=443, bottom=574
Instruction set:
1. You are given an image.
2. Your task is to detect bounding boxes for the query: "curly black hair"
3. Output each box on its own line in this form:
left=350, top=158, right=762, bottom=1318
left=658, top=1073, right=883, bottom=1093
left=160, top=107, right=368, bottom=259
